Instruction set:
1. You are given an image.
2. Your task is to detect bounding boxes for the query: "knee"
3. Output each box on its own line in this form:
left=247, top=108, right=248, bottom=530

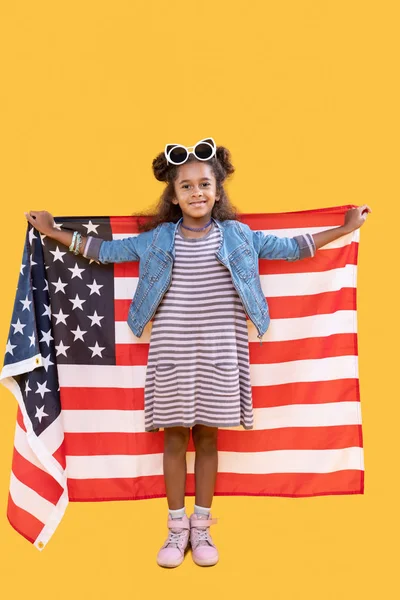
left=164, top=427, right=190, bottom=454
left=192, top=426, right=218, bottom=454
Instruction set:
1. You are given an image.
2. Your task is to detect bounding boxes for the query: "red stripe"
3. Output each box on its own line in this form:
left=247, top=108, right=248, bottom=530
left=53, top=439, right=67, bottom=471
left=114, top=288, right=356, bottom=323
left=61, top=387, right=145, bottom=410
left=113, top=243, right=358, bottom=278
left=116, top=343, right=149, bottom=366
left=268, top=288, right=356, bottom=319
left=250, top=333, right=358, bottom=364
left=12, top=447, right=64, bottom=504
left=7, top=492, right=44, bottom=544
left=60, top=379, right=359, bottom=411
left=67, top=469, right=363, bottom=501
left=109, top=205, right=357, bottom=235
left=64, top=424, right=362, bottom=457
left=252, top=378, right=360, bottom=408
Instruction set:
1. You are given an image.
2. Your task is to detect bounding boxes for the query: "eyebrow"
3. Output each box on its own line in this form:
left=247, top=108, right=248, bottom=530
left=179, top=177, right=212, bottom=184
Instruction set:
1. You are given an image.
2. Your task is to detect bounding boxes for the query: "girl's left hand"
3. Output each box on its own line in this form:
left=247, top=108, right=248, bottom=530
left=343, top=204, right=372, bottom=233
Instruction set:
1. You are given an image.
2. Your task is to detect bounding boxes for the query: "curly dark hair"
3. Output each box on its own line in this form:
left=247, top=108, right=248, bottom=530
left=133, top=145, right=241, bottom=232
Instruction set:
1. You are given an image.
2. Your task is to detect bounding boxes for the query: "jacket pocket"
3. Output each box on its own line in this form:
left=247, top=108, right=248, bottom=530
left=140, top=247, right=168, bottom=283
left=211, top=362, right=240, bottom=397
left=228, top=244, right=257, bottom=282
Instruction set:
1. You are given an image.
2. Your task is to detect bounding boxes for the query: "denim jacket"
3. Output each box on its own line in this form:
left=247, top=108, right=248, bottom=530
left=84, top=216, right=316, bottom=345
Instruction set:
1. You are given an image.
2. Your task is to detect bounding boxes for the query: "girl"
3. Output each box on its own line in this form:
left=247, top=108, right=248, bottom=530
left=25, top=137, right=371, bottom=568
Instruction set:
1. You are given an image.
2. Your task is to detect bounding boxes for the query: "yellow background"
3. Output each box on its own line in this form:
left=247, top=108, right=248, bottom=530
left=0, top=1, right=398, bottom=598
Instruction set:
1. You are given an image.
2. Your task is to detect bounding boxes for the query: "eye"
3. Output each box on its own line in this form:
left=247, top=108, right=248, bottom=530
left=181, top=182, right=211, bottom=189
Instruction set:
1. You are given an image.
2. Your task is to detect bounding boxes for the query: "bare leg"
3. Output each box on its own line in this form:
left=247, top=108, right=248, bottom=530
left=192, top=425, right=218, bottom=507
left=163, top=426, right=190, bottom=509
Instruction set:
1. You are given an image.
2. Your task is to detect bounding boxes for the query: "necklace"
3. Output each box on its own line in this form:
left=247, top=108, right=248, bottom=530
left=180, top=217, right=212, bottom=231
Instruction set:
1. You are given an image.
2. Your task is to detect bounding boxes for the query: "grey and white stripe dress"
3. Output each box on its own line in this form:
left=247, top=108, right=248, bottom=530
left=144, top=220, right=254, bottom=432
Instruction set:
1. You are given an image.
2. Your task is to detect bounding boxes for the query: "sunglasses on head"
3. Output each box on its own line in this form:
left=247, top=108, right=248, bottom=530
left=164, top=137, right=216, bottom=165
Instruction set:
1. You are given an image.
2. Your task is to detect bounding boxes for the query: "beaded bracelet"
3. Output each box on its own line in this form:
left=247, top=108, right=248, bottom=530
left=73, top=232, right=82, bottom=255
left=69, top=231, right=83, bottom=255
left=69, top=231, right=78, bottom=252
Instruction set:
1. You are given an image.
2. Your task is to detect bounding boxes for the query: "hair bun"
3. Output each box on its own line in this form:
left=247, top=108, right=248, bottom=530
left=152, top=152, right=169, bottom=182
left=216, top=146, right=235, bottom=176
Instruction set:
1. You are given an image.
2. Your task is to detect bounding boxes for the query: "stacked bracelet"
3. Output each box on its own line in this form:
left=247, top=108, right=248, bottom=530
left=69, top=231, right=82, bottom=255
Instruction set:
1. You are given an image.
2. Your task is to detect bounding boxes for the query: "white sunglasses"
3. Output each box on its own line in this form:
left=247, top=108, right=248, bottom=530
left=164, top=137, right=216, bottom=165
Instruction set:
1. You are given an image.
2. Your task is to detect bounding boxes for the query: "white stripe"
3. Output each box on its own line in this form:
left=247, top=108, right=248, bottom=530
left=58, top=355, right=357, bottom=389
left=115, top=310, right=357, bottom=344
left=114, top=263, right=357, bottom=300
left=261, top=264, right=357, bottom=298
left=112, top=227, right=359, bottom=250
left=14, top=421, right=48, bottom=472
left=9, top=471, right=56, bottom=525
left=61, top=401, right=361, bottom=434
left=65, top=446, right=363, bottom=478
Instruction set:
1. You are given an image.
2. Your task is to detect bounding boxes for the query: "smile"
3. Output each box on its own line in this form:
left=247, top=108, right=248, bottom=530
left=190, top=201, right=207, bottom=206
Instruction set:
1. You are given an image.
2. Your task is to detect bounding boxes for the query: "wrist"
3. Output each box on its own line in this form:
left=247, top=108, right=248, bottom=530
left=339, top=224, right=353, bottom=235
left=46, top=226, right=60, bottom=237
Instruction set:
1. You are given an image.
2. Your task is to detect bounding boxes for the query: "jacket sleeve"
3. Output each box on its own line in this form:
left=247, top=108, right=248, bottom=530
left=83, top=235, right=141, bottom=264
left=252, top=230, right=316, bottom=261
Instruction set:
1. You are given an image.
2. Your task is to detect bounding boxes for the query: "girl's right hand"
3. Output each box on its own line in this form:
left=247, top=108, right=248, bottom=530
left=24, top=210, right=56, bottom=236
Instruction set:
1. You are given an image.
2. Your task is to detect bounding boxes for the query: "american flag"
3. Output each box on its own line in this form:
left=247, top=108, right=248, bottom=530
left=0, top=205, right=364, bottom=551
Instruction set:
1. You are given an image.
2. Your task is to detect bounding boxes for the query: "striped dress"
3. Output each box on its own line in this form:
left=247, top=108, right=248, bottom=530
left=144, top=220, right=254, bottom=432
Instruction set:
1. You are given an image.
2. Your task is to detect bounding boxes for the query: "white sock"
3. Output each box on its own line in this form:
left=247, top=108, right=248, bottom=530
left=194, top=504, right=211, bottom=517
left=169, top=506, right=186, bottom=519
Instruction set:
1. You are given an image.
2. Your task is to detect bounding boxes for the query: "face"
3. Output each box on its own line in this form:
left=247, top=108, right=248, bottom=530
left=171, top=161, right=219, bottom=221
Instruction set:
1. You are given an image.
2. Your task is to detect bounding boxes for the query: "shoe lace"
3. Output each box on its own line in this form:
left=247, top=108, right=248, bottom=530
left=165, top=529, right=187, bottom=549
left=192, top=526, right=212, bottom=547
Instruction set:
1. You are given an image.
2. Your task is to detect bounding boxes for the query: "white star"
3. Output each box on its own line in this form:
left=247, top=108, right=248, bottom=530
left=68, top=262, right=85, bottom=279
left=50, top=246, right=66, bottom=262
left=71, top=325, right=87, bottom=342
left=40, top=232, right=47, bottom=244
left=35, top=405, right=49, bottom=423
left=20, top=295, right=32, bottom=311
left=6, top=339, right=17, bottom=355
left=87, top=310, right=104, bottom=327
left=53, top=222, right=63, bottom=230
left=30, top=254, right=37, bottom=266
left=20, top=263, right=25, bottom=275
left=25, top=379, right=32, bottom=394
left=87, top=279, right=103, bottom=296
left=43, top=279, right=49, bottom=292
left=42, top=303, right=52, bottom=318
left=51, top=277, right=68, bottom=294
left=53, top=308, right=69, bottom=325
left=35, top=380, right=51, bottom=399
left=55, top=339, right=69, bottom=357
left=11, top=318, right=26, bottom=335
left=28, top=227, right=37, bottom=245
left=39, top=329, right=54, bottom=347
left=69, top=294, right=86, bottom=310
left=42, top=353, right=54, bottom=372
left=88, top=341, right=106, bottom=358
left=82, top=220, right=100, bottom=234
left=28, top=333, right=35, bottom=347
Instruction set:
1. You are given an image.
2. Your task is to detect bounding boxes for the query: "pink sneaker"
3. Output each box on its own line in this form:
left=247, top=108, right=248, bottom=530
left=156, top=514, right=190, bottom=568
left=189, top=512, right=219, bottom=566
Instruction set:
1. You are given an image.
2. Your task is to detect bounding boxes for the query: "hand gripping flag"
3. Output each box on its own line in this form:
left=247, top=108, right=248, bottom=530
left=0, top=206, right=364, bottom=550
